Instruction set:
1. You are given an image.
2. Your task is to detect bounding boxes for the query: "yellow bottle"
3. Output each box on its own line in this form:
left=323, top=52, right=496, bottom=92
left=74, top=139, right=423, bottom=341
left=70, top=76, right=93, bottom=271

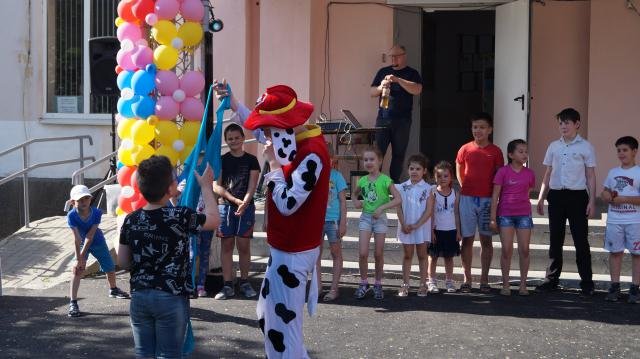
left=380, top=86, right=390, bottom=109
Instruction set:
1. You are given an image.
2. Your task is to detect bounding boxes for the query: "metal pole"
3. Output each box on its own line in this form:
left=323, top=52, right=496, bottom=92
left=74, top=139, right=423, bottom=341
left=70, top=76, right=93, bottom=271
left=79, top=138, right=85, bottom=184
left=22, top=146, right=29, bottom=228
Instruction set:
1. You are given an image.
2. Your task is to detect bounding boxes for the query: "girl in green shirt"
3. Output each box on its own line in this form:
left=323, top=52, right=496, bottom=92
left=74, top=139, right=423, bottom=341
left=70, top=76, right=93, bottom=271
left=352, top=148, right=402, bottom=300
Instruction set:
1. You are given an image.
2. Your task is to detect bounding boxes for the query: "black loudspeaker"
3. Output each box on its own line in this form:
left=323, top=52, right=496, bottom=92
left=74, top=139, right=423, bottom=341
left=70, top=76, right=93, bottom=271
left=88, top=36, right=119, bottom=96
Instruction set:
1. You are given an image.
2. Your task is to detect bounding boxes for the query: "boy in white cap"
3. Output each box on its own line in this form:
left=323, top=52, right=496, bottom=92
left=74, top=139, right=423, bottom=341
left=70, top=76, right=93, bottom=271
left=67, top=185, right=129, bottom=317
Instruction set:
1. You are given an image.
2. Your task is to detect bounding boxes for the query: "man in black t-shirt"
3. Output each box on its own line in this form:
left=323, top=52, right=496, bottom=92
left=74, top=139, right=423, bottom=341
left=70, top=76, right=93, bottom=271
left=370, top=45, right=423, bottom=183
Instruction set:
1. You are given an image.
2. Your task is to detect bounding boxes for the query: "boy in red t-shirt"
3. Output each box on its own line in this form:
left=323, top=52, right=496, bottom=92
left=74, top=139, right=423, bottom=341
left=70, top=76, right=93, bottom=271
left=455, top=112, right=504, bottom=293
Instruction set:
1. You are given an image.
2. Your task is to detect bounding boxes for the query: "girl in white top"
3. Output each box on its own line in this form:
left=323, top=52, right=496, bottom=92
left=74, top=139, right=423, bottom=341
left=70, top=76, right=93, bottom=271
left=396, top=154, right=435, bottom=297
left=428, top=161, right=462, bottom=293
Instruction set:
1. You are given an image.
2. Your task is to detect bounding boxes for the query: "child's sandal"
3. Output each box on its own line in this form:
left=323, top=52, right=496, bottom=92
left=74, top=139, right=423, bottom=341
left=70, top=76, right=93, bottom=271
left=397, top=283, right=410, bottom=297
left=323, top=289, right=339, bottom=302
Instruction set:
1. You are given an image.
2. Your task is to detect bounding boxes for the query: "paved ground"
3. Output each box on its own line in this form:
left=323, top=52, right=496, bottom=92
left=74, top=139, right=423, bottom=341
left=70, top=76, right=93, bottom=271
left=1, top=271, right=639, bottom=359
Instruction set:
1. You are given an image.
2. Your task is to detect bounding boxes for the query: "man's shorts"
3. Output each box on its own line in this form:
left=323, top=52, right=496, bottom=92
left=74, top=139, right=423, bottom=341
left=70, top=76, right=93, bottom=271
left=217, top=203, right=255, bottom=238
left=323, top=221, right=341, bottom=244
left=498, top=215, right=534, bottom=230
left=605, top=223, right=640, bottom=255
left=359, top=212, right=388, bottom=234
left=81, top=241, right=115, bottom=273
left=459, top=195, right=493, bottom=237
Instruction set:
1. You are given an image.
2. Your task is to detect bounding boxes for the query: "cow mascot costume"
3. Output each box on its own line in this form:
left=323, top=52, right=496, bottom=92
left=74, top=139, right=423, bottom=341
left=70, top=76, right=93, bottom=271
left=244, top=85, right=330, bottom=358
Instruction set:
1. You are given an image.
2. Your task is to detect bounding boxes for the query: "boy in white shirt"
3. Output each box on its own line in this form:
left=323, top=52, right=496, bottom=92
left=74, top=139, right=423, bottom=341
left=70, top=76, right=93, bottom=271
left=601, top=136, right=640, bottom=303
left=535, top=108, right=596, bottom=295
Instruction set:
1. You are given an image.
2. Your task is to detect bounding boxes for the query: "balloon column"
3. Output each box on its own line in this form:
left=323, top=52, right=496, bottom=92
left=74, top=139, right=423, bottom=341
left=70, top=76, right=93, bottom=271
left=114, top=0, right=206, bottom=215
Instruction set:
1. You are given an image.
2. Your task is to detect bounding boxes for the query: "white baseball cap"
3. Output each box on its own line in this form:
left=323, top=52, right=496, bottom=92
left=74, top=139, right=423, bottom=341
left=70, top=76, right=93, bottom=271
left=69, top=185, right=93, bottom=201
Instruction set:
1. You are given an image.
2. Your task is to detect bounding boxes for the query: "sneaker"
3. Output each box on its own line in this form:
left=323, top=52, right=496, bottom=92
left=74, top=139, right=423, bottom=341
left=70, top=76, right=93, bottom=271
left=239, top=282, right=257, bottom=298
left=68, top=301, right=80, bottom=317
left=445, top=281, right=457, bottom=293
left=417, top=285, right=428, bottom=297
left=534, top=280, right=559, bottom=293
left=628, top=285, right=639, bottom=304
left=397, top=283, right=409, bottom=297
left=580, top=287, right=595, bottom=298
left=109, top=287, right=130, bottom=299
left=354, top=283, right=371, bottom=299
left=373, top=284, right=384, bottom=300
left=214, top=285, right=235, bottom=300
left=605, top=283, right=621, bottom=302
left=197, top=287, right=208, bottom=298
left=427, top=281, right=440, bottom=294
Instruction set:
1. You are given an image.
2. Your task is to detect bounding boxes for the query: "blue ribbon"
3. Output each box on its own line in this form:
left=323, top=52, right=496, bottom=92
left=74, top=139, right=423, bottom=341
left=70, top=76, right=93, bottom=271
left=179, top=83, right=231, bottom=355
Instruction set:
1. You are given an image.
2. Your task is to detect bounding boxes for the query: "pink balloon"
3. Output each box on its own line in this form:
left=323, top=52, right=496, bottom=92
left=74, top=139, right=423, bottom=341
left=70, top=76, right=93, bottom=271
left=179, top=71, right=205, bottom=97
left=155, top=96, right=180, bottom=120
left=131, top=45, right=153, bottom=68
left=155, top=70, right=179, bottom=96
left=155, top=0, right=180, bottom=20
left=180, top=97, right=204, bottom=120
left=116, top=49, right=136, bottom=71
left=117, top=22, right=142, bottom=42
left=180, top=0, right=204, bottom=22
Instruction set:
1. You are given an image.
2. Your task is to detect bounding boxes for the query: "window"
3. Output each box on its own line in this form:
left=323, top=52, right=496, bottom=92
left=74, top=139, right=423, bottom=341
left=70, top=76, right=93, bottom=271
left=45, top=0, right=117, bottom=117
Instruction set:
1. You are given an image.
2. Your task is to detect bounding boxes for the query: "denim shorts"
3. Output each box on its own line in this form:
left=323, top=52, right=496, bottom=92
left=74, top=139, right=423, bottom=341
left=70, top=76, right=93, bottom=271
left=80, top=241, right=115, bottom=273
left=459, top=195, right=493, bottom=237
left=130, top=289, right=190, bottom=358
left=217, top=203, right=255, bottom=238
left=359, top=212, right=388, bottom=234
left=323, top=221, right=341, bottom=244
left=497, top=215, right=534, bottom=229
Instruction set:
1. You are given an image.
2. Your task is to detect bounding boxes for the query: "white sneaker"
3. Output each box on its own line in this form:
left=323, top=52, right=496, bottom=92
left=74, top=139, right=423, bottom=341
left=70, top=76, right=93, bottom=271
left=446, top=280, right=456, bottom=293
left=427, top=281, right=440, bottom=294
left=214, top=285, right=235, bottom=300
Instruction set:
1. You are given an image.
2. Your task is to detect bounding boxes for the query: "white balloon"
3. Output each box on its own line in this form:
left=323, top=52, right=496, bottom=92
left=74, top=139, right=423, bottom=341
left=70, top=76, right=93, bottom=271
left=121, top=88, right=134, bottom=100
left=121, top=39, right=134, bottom=52
left=121, top=138, right=134, bottom=150
left=145, top=13, right=158, bottom=26
left=121, top=185, right=135, bottom=198
left=172, top=89, right=186, bottom=103
left=171, top=37, right=184, bottom=50
left=173, top=139, right=185, bottom=152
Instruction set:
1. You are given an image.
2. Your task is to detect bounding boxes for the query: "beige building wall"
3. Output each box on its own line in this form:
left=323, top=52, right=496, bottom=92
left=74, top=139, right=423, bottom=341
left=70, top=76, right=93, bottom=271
left=587, top=0, right=640, bottom=183
left=529, top=1, right=591, bottom=185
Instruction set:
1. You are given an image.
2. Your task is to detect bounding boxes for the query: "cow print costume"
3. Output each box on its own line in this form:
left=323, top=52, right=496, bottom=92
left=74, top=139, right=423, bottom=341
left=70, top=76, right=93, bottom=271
left=240, top=85, right=330, bottom=358
left=256, top=125, right=329, bottom=358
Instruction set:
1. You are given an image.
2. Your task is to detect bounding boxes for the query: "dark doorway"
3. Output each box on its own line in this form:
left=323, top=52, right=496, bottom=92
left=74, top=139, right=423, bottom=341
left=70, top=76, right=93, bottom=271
left=420, top=11, right=495, bottom=169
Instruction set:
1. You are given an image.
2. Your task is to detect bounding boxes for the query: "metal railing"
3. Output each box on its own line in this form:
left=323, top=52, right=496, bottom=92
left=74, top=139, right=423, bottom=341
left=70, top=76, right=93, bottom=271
left=0, top=135, right=95, bottom=228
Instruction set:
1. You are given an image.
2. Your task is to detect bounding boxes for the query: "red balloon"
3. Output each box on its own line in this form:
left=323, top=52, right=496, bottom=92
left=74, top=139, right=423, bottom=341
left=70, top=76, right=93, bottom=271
left=118, top=194, right=134, bottom=213
left=132, top=0, right=155, bottom=21
left=131, top=192, right=148, bottom=211
left=131, top=170, right=140, bottom=192
left=115, top=65, right=124, bottom=74
left=117, top=165, right=136, bottom=187
left=117, top=1, right=137, bottom=22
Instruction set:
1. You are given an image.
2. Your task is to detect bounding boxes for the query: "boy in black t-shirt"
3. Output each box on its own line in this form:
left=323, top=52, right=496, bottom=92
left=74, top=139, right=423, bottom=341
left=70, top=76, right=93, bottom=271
left=213, top=123, right=261, bottom=299
left=118, top=155, right=220, bottom=358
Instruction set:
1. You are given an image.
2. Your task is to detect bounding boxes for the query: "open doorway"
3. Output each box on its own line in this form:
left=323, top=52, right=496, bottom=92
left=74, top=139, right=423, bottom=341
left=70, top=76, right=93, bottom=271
left=420, top=10, right=495, bottom=167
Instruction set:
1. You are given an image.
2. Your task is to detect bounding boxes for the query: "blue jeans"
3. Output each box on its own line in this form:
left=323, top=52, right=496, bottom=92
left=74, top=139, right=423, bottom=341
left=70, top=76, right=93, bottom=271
left=197, top=231, right=213, bottom=287
left=130, top=289, right=190, bottom=359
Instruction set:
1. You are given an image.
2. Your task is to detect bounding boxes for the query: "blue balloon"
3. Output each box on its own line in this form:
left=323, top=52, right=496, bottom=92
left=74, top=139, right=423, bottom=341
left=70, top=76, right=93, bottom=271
left=117, top=95, right=138, bottom=118
left=116, top=161, right=124, bottom=169
left=131, top=95, right=156, bottom=119
left=117, top=71, right=134, bottom=91
left=131, top=68, right=156, bottom=96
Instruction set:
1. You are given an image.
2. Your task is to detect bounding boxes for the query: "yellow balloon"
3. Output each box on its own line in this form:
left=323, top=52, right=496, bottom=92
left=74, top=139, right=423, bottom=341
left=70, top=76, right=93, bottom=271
left=131, top=120, right=156, bottom=145
left=153, top=45, right=179, bottom=70
left=118, top=147, right=135, bottom=167
left=155, top=145, right=179, bottom=166
left=151, top=20, right=177, bottom=45
left=146, top=115, right=159, bottom=126
left=131, top=144, right=155, bottom=165
left=180, top=121, right=200, bottom=146
left=155, top=121, right=180, bottom=146
left=115, top=207, right=125, bottom=216
left=115, top=17, right=125, bottom=27
left=177, top=22, right=204, bottom=47
left=117, top=118, right=136, bottom=139
left=180, top=145, right=194, bottom=163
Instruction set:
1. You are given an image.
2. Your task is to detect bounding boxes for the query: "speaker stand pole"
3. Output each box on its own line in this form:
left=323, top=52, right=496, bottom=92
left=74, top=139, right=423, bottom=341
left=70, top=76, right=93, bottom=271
left=96, top=96, right=118, bottom=210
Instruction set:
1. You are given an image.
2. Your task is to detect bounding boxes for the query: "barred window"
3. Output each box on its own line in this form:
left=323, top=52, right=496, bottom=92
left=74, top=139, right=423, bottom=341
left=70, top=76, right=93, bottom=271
left=46, top=0, right=117, bottom=115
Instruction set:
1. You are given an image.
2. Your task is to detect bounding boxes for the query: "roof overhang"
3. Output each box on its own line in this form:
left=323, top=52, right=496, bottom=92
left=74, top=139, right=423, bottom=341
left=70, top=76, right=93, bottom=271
left=386, top=0, right=514, bottom=11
